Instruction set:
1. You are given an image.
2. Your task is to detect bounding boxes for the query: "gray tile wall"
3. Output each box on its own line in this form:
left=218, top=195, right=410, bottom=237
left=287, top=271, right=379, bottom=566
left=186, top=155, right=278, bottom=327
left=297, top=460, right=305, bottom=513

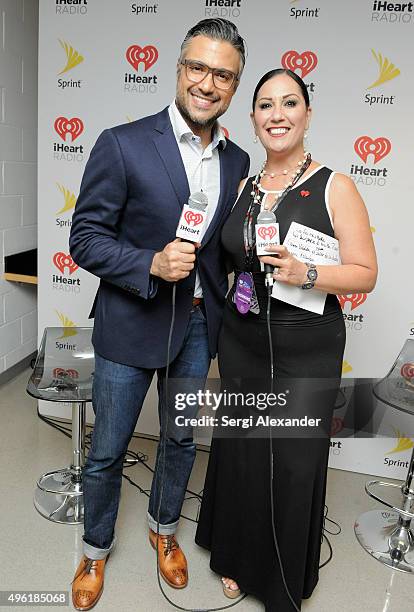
left=0, top=0, right=38, bottom=373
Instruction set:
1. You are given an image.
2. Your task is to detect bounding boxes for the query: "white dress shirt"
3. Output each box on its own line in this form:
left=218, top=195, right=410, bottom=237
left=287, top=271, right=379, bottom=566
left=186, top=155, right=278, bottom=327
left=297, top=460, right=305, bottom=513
left=168, top=100, right=226, bottom=298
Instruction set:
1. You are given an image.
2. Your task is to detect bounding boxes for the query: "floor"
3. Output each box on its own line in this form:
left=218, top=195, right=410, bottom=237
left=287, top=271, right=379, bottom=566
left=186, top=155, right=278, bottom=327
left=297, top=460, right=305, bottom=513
left=1, top=370, right=413, bottom=612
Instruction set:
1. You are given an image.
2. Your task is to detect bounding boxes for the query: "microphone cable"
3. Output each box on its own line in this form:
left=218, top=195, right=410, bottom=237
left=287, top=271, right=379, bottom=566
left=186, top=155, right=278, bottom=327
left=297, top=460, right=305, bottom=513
left=264, top=286, right=339, bottom=610
left=154, top=282, right=247, bottom=612
left=33, top=283, right=338, bottom=610
left=265, top=286, right=301, bottom=612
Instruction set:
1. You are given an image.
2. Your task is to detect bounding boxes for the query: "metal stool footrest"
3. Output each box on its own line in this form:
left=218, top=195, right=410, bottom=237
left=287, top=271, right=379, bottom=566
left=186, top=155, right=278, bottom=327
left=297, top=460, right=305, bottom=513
left=37, top=467, right=83, bottom=496
left=365, top=479, right=414, bottom=519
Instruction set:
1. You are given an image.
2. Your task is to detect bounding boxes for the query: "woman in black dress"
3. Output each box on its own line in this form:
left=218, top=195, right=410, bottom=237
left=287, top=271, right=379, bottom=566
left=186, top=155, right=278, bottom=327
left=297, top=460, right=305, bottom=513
left=195, top=69, right=377, bottom=611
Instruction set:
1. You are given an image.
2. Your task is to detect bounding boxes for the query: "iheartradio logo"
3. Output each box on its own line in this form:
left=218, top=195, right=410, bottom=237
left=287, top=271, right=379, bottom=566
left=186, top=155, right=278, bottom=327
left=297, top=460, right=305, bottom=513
left=258, top=226, right=277, bottom=241
left=401, top=363, right=414, bottom=383
left=184, top=211, right=203, bottom=227
left=126, top=45, right=158, bottom=72
left=354, top=136, right=391, bottom=164
left=54, top=116, right=84, bottom=142
left=281, top=50, right=318, bottom=78
left=53, top=368, right=79, bottom=379
left=53, top=252, right=79, bottom=275
left=337, top=293, right=367, bottom=311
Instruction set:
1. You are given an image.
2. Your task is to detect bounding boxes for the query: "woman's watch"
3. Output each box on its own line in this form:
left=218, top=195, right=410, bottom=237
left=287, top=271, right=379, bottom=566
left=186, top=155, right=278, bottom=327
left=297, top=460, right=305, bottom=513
left=301, top=263, right=318, bottom=290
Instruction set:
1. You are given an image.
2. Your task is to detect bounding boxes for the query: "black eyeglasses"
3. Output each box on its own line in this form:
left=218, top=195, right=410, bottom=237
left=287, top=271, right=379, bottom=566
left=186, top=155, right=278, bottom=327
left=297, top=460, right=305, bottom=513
left=180, top=60, right=238, bottom=91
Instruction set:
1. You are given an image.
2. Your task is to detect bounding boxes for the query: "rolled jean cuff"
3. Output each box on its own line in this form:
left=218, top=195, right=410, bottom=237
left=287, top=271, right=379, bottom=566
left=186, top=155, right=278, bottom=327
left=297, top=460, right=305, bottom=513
left=82, top=536, right=116, bottom=560
left=147, top=512, right=179, bottom=535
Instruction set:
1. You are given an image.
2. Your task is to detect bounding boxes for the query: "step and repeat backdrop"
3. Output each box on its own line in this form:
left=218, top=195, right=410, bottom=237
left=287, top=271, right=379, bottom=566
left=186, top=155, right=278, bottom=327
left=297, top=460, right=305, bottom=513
left=38, top=0, right=414, bottom=478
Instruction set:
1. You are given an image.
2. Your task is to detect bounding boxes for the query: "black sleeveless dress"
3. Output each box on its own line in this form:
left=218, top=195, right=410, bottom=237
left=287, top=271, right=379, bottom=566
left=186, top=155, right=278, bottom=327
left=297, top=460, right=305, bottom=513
left=195, top=167, right=346, bottom=611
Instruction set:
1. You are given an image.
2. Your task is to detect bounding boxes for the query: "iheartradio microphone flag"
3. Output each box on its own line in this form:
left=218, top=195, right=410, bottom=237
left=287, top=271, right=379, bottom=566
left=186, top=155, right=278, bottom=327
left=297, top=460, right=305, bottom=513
left=255, top=209, right=280, bottom=255
left=176, top=191, right=208, bottom=242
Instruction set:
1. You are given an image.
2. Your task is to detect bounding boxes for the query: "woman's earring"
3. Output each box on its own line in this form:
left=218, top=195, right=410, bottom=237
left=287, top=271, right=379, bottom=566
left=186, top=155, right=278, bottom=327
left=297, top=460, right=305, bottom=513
left=253, top=134, right=258, bottom=143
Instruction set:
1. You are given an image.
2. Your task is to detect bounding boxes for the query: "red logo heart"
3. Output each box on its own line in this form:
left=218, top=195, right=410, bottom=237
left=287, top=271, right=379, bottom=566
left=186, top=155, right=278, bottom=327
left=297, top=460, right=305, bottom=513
left=281, top=50, right=318, bottom=78
left=184, top=211, right=203, bottom=227
left=53, top=368, right=79, bottom=379
left=331, top=417, right=344, bottom=436
left=53, top=252, right=79, bottom=275
left=337, top=293, right=368, bottom=311
left=54, top=117, right=84, bottom=142
left=300, top=190, right=310, bottom=197
left=126, top=44, right=158, bottom=72
left=354, top=136, right=391, bottom=164
left=401, top=363, right=414, bottom=382
left=258, top=226, right=277, bottom=240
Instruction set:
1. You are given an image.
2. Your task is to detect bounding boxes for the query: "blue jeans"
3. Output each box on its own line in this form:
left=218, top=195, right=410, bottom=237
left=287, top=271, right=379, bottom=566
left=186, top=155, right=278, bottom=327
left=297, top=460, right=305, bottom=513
left=82, top=305, right=210, bottom=560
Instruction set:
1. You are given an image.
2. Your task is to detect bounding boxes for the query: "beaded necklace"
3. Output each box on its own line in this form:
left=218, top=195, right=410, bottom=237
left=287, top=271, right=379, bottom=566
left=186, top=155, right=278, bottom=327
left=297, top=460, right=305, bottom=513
left=251, top=151, right=311, bottom=209
left=243, top=152, right=312, bottom=270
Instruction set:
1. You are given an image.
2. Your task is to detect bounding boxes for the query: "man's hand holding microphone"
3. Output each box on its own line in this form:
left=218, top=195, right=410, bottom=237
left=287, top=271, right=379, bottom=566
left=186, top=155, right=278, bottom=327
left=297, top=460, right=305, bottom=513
left=150, top=191, right=208, bottom=283
left=150, top=239, right=196, bottom=282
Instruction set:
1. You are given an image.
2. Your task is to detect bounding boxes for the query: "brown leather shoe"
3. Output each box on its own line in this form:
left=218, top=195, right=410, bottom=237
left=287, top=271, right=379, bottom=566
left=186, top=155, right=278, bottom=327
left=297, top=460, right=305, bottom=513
left=149, top=529, right=188, bottom=588
left=71, top=554, right=109, bottom=611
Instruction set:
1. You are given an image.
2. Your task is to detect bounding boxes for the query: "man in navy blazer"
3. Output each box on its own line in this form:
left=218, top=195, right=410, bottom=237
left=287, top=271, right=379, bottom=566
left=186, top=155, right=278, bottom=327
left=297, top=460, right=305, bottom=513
left=69, top=18, right=249, bottom=610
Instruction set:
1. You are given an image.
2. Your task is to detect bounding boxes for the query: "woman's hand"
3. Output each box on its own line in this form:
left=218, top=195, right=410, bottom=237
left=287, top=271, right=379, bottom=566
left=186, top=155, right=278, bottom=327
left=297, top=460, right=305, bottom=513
left=258, top=174, right=378, bottom=295
left=259, top=245, right=307, bottom=287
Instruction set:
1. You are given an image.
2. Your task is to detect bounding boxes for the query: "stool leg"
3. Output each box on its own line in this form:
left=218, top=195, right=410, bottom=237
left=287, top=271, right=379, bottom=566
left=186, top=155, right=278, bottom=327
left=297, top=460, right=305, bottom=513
left=402, top=446, right=414, bottom=497
left=71, top=402, right=86, bottom=482
left=33, top=402, right=86, bottom=525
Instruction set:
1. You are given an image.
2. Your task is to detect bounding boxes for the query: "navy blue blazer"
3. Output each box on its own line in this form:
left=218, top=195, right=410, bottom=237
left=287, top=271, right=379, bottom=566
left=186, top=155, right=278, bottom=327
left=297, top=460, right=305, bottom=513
left=69, top=108, right=249, bottom=368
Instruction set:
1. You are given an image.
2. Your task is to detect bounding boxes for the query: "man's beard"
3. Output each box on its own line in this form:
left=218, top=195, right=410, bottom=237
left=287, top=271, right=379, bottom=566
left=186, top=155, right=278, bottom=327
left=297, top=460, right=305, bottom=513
left=175, top=93, right=222, bottom=131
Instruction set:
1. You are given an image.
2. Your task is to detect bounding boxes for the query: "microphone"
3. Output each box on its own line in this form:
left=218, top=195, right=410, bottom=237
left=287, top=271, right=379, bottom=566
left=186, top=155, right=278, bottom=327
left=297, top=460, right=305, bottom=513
left=255, top=209, right=280, bottom=288
left=176, top=191, right=209, bottom=243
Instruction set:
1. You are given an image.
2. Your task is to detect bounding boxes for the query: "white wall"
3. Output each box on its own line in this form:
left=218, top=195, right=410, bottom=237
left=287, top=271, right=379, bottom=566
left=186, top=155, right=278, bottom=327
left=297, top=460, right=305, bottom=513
left=37, top=0, right=414, bottom=479
left=0, top=0, right=38, bottom=373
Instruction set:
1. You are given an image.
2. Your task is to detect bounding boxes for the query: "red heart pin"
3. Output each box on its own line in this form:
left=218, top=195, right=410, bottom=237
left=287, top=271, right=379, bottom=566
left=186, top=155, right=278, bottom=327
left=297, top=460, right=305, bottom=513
left=300, top=190, right=310, bottom=197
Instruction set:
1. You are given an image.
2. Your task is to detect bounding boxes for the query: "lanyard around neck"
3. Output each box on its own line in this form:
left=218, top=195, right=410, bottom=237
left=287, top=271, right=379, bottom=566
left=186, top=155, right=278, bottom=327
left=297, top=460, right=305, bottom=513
left=242, top=154, right=312, bottom=270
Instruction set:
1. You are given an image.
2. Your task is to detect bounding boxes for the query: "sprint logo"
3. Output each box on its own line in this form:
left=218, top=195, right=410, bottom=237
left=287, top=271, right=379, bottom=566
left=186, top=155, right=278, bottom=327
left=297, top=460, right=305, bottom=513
left=56, top=183, right=76, bottom=231
left=57, top=40, right=84, bottom=90
left=368, top=49, right=400, bottom=88
left=384, top=427, right=413, bottom=469
left=56, top=183, right=77, bottom=215
left=365, top=50, right=400, bottom=107
left=289, top=0, right=320, bottom=19
left=342, top=361, right=353, bottom=375
left=55, top=310, right=77, bottom=344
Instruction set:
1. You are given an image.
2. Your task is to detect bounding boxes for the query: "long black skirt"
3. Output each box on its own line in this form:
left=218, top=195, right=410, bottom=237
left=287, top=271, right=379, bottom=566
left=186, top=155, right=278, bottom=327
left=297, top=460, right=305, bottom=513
left=195, top=302, right=346, bottom=611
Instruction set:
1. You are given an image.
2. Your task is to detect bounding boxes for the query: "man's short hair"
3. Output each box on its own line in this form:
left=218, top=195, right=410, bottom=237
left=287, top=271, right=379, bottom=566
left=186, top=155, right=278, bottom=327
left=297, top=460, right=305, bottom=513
left=179, top=18, right=246, bottom=77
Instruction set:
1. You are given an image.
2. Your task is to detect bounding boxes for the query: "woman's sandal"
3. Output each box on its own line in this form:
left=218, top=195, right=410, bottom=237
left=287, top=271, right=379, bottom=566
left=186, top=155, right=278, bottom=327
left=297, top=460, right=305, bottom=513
left=221, top=577, right=241, bottom=599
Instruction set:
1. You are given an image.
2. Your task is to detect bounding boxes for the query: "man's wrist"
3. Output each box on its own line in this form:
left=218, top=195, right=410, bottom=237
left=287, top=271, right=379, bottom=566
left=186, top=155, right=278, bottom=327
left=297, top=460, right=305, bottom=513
left=150, top=252, right=160, bottom=277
